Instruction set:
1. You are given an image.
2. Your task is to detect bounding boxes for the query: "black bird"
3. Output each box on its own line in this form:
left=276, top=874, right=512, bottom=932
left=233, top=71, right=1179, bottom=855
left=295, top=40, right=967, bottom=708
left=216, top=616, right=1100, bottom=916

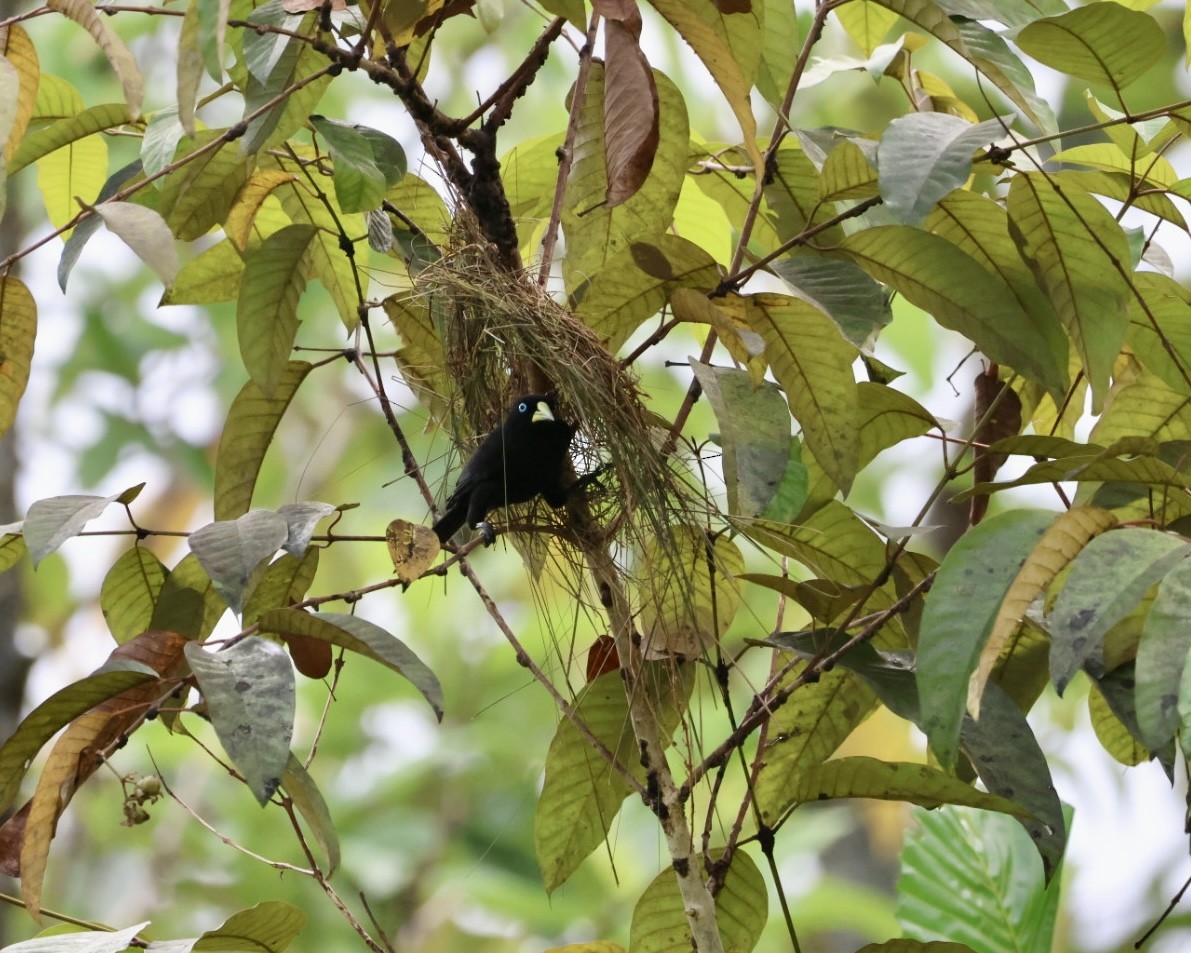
left=432, top=394, right=577, bottom=545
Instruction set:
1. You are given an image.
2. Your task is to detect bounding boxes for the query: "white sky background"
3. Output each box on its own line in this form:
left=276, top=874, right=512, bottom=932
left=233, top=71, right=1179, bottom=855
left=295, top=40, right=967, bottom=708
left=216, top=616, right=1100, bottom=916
left=8, top=1, right=1191, bottom=950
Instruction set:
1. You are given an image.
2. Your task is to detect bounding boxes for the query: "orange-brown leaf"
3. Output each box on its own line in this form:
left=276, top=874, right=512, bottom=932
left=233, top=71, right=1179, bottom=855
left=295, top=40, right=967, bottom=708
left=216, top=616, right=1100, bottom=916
left=603, top=19, right=659, bottom=208
left=11, top=631, right=187, bottom=915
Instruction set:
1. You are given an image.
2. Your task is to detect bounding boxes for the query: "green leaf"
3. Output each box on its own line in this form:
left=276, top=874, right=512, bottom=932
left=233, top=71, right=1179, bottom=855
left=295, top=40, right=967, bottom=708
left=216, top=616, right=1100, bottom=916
left=1047, top=528, right=1189, bottom=693
left=871, top=0, right=1054, bottom=132
left=268, top=159, right=365, bottom=329
left=1126, top=272, right=1191, bottom=396
left=242, top=22, right=331, bottom=154
left=0, top=534, right=26, bottom=574
left=149, top=552, right=226, bottom=641
left=690, top=363, right=791, bottom=519
left=1089, top=373, right=1191, bottom=446
left=1135, top=556, right=1191, bottom=749
left=158, top=131, right=255, bottom=240
left=188, top=509, right=290, bottom=616
left=834, top=1, right=898, bottom=55
left=194, top=900, right=306, bottom=951
left=7, top=102, right=130, bottom=176
left=924, top=191, right=1065, bottom=387
left=968, top=506, right=1118, bottom=720
left=743, top=292, right=860, bottom=492
left=916, top=509, right=1056, bottom=769
left=177, top=0, right=203, bottom=136
left=0, top=276, right=36, bottom=439
left=951, top=19, right=1055, bottom=134
left=100, top=546, right=168, bottom=644
left=801, top=382, right=937, bottom=516
left=0, top=664, right=156, bottom=814
left=755, top=0, right=799, bottom=106
left=754, top=667, right=878, bottom=825
left=162, top=238, right=245, bottom=306
left=841, top=225, right=1067, bottom=396
left=771, top=255, right=891, bottom=350
left=310, top=115, right=389, bottom=213
left=787, top=756, right=1032, bottom=817
left=196, top=0, right=232, bottom=82
left=896, top=805, right=1065, bottom=953
left=281, top=754, right=339, bottom=876
left=959, top=682, right=1067, bottom=881
left=215, top=361, right=312, bottom=520
left=34, top=129, right=106, bottom=236
left=185, top=637, right=295, bottom=805
left=243, top=548, right=319, bottom=626
left=1016, top=3, right=1163, bottom=92
left=636, top=526, right=743, bottom=656
left=535, top=665, right=691, bottom=892
left=237, top=224, right=316, bottom=397
left=744, top=500, right=887, bottom=586
left=259, top=608, right=443, bottom=719
left=629, top=849, right=767, bottom=953
left=573, top=236, right=719, bottom=352
left=1007, top=173, right=1131, bottom=407
left=877, top=114, right=1007, bottom=226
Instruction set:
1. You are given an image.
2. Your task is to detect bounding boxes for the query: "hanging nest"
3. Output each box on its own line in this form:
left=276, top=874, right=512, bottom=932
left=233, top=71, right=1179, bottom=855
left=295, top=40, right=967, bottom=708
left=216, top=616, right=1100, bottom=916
left=416, top=224, right=702, bottom=552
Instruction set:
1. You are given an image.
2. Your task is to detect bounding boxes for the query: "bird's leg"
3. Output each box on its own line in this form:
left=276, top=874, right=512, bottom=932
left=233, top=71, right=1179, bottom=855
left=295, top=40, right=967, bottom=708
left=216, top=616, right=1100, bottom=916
left=570, top=464, right=607, bottom=495
left=474, top=520, right=497, bottom=545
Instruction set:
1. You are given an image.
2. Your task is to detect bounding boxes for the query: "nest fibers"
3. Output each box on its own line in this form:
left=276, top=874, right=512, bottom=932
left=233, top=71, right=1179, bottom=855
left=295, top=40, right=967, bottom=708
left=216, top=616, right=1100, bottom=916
left=417, top=236, right=702, bottom=556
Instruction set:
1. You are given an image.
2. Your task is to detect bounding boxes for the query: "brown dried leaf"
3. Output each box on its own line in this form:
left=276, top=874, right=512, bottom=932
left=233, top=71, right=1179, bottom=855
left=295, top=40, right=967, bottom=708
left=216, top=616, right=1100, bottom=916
left=9, top=630, right=188, bottom=914
left=386, top=518, right=440, bottom=584
left=971, top=368, right=1023, bottom=524
left=603, top=18, right=659, bottom=208
left=593, top=0, right=641, bottom=29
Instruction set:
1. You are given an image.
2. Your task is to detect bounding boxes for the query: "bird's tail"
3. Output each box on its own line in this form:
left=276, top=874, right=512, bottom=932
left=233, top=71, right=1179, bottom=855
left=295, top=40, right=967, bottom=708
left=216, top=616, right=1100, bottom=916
left=432, top=506, right=466, bottom=543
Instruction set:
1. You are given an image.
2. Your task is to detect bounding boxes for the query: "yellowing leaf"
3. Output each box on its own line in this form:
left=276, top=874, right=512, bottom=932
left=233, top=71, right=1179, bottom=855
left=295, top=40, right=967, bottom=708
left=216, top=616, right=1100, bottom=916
left=385, top=518, right=439, bottom=584
left=649, top=0, right=764, bottom=178
left=34, top=133, right=106, bottom=236
left=226, top=170, right=297, bottom=249
left=47, top=0, right=144, bottom=117
left=1, top=24, right=40, bottom=164
left=0, top=276, right=36, bottom=440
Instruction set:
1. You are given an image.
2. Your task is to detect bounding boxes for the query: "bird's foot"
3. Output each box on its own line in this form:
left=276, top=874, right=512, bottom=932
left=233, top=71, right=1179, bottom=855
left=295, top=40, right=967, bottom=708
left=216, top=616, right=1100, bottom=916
left=474, top=521, right=496, bottom=545
left=571, top=464, right=608, bottom=495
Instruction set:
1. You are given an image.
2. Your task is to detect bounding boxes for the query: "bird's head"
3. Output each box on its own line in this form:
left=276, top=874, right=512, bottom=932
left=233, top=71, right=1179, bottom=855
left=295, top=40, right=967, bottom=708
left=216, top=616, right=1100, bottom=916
left=511, top=394, right=556, bottom=425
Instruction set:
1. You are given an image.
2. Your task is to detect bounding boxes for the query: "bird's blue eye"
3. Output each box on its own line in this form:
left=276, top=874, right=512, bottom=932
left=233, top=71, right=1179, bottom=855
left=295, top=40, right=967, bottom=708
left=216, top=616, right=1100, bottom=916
left=518, top=402, right=528, bottom=412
